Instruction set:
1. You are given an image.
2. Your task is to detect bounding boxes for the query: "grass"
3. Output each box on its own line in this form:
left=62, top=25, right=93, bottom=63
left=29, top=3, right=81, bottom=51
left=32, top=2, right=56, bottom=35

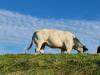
left=0, top=54, right=100, bottom=75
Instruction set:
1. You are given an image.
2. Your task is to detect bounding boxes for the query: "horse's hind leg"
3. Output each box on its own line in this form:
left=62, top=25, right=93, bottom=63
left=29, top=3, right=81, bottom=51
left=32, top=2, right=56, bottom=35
left=40, top=43, right=46, bottom=54
left=35, top=41, right=44, bottom=54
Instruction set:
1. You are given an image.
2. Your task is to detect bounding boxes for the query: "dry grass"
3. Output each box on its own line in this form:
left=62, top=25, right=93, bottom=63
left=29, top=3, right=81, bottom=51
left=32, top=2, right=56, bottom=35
left=0, top=54, right=100, bottom=75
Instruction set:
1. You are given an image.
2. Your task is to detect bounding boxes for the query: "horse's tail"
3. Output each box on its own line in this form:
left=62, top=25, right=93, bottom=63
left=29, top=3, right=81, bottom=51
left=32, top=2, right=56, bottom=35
left=27, top=32, right=37, bottom=50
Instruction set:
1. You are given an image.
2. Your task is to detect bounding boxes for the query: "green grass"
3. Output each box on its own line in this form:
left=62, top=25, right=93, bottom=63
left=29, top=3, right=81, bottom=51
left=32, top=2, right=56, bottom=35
left=0, top=54, right=100, bottom=75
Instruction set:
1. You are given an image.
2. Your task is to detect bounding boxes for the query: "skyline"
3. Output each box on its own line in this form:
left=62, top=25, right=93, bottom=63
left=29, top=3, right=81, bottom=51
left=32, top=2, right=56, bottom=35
left=0, top=0, right=100, bottom=54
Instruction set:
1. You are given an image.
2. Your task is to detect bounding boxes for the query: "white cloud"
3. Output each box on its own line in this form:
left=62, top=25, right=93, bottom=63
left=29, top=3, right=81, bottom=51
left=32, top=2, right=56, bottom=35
left=0, top=9, right=100, bottom=54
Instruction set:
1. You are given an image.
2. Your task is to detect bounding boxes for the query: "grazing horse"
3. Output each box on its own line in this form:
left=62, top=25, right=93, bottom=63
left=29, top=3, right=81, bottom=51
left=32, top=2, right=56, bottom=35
left=97, top=46, right=100, bottom=53
left=27, top=29, right=88, bottom=54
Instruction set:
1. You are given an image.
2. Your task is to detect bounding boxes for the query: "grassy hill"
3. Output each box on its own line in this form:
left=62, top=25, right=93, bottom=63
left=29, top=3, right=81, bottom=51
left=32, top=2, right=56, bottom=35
left=0, top=54, right=100, bottom=75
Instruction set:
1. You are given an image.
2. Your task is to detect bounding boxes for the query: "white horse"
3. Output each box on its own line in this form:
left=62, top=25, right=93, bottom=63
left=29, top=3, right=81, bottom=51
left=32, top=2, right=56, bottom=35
left=27, top=29, right=88, bottom=54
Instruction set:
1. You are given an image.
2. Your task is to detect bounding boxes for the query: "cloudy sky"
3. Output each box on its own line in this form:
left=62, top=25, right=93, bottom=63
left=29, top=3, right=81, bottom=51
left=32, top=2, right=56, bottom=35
left=0, top=0, right=100, bottom=20
left=0, top=0, right=100, bottom=54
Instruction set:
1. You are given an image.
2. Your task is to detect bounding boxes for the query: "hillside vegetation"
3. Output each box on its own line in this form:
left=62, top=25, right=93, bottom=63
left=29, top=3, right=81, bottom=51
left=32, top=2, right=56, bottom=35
left=0, top=54, right=100, bottom=75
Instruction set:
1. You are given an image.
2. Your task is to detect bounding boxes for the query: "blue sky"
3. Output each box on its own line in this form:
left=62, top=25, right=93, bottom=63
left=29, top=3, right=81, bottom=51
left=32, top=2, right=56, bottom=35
left=0, top=0, right=100, bottom=20
left=0, top=0, right=100, bottom=54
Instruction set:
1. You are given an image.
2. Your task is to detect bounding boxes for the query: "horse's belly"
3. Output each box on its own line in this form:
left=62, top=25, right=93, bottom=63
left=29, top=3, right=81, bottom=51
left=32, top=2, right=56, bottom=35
left=47, top=40, right=63, bottom=48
